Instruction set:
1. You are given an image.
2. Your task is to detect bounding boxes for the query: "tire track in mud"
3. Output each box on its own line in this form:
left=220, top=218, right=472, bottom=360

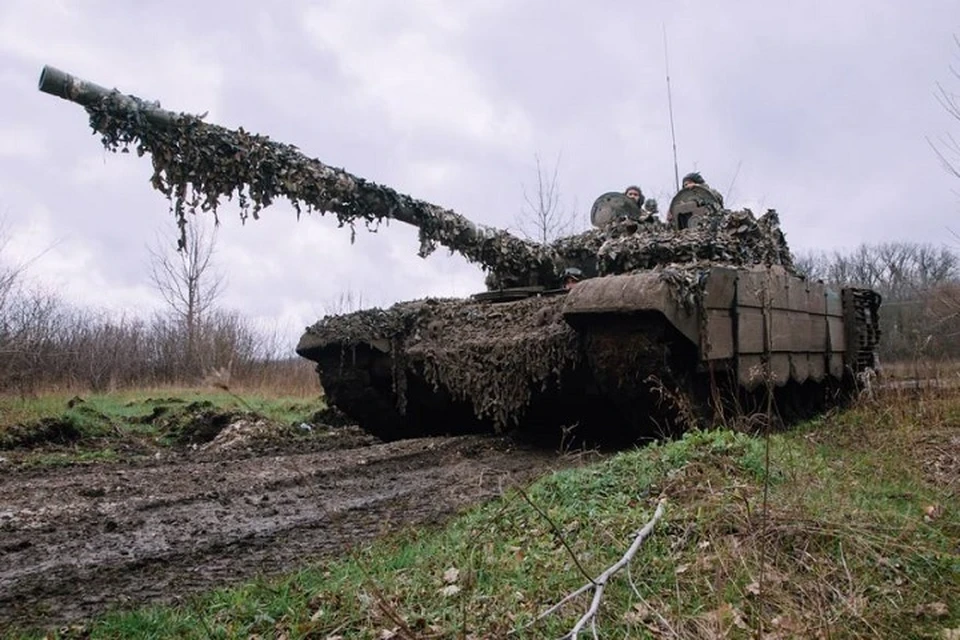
left=0, top=435, right=576, bottom=631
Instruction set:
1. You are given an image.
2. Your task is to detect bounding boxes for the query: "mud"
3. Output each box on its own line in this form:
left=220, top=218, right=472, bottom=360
left=0, top=418, right=83, bottom=450
left=0, top=426, right=578, bottom=633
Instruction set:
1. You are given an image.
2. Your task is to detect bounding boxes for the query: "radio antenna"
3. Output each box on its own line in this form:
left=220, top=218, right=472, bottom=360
left=663, top=24, right=680, bottom=192
left=725, top=159, right=743, bottom=202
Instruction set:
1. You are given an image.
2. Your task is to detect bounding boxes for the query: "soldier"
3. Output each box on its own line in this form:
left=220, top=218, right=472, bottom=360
left=681, top=172, right=724, bottom=207
left=561, top=267, right=584, bottom=290
left=642, top=197, right=659, bottom=218
left=624, top=185, right=644, bottom=204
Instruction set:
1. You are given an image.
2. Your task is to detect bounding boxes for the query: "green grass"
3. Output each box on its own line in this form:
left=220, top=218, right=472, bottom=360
left=19, top=448, right=120, bottom=467
left=0, top=389, right=324, bottom=428
left=0, top=389, right=326, bottom=460
left=7, top=388, right=957, bottom=639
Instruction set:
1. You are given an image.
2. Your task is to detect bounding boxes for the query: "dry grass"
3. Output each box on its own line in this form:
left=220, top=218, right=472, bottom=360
left=0, top=361, right=323, bottom=430
left=205, top=358, right=323, bottom=398
left=881, top=358, right=960, bottom=382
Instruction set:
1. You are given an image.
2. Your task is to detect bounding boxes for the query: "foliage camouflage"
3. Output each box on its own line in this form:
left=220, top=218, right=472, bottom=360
left=81, top=88, right=794, bottom=289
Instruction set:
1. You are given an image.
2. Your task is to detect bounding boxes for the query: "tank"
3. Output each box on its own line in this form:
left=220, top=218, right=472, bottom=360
left=38, top=65, right=882, bottom=442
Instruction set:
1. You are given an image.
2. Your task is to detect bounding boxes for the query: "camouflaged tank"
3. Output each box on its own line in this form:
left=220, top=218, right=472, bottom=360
left=39, top=65, right=882, bottom=442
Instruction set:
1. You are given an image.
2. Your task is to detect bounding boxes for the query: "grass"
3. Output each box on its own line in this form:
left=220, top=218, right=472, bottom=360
left=0, top=388, right=327, bottom=461
left=21, top=448, right=120, bottom=467
left=9, top=386, right=958, bottom=639
left=881, top=357, right=960, bottom=382
left=0, top=388, right=324, bottom=427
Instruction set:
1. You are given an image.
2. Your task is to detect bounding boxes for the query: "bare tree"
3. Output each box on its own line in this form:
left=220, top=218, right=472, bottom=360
left=0, top=217, right=18, bottom=315
left=148, top=218, right=225, bottom=373
left=514, top=153, right=579, bottom=245
left=0, top=215, right=53, bottom=316
left=930, top=34, right=960, bottom=182
left=792, top=250, right=829, bottom=281
left=796, top=242, right=960, bottom=359
left=323, top=288, right=365, bottom=316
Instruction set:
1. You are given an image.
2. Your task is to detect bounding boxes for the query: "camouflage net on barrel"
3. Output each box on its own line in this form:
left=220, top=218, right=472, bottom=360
left=82, top=91, right=797, bottom=292
left=84, top=92, right=558, bottom=286
left=302, top=296, right=579, bottom=429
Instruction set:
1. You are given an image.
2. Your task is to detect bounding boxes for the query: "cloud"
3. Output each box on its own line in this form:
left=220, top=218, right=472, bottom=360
left=300, top=0, right=531, bottom=149
left=2, top=204, right=162, bottom=313
left=0, top=127, right=47, bottom=160
left=2, top=0, right=959, bottom=350
left=0, top=0, right=226, bottom=120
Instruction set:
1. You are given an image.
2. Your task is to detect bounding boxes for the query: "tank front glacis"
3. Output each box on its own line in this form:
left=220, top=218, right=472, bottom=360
left=297, top=296, right=583, bottom=440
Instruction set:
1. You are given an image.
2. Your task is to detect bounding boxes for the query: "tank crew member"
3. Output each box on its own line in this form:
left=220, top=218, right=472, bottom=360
left=681, top=172, right=724, bottom=207
left=624, top=185, right=644, bottom=204
left=642, top=197, right=659, bottom=217
left=561, top=267, right=583, bottom=290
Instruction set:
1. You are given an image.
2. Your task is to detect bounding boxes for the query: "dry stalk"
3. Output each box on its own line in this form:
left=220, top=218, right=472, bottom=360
left=516, top=486, right=595, bottom=585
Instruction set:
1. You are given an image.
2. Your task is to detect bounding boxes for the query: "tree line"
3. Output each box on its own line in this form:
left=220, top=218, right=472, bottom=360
left=0, top=219, right=316, bottom=396
left=795, top=241, right=960, bottom=360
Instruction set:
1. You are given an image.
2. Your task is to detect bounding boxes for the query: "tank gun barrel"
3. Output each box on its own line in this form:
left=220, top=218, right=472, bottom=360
left=37, top=65, right=558, bottom=287
left=39, top=65, right=181, bottom=129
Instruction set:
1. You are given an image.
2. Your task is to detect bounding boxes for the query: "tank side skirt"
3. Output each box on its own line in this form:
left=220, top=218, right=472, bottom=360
left=708, top=270, right=847, bottom=390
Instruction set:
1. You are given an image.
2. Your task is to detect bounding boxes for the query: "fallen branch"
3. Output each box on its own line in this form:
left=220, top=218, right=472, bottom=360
left=516, top=498, right=667, bottom=639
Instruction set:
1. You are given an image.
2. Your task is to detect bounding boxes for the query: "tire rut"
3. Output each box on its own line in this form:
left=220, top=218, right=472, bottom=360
left=0, top=434, right=574, bottom=631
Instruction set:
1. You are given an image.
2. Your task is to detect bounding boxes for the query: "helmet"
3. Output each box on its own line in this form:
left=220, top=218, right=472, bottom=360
left=562, top=267, right=584, bottom=281
left=682, top=172, right=705, bottom=186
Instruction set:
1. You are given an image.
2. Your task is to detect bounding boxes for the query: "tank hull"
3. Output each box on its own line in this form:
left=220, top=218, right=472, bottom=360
left=296, top=266, right=881, bottom=441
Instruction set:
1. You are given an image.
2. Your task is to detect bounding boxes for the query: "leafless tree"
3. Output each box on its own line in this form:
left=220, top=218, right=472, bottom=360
left=0, top=217, right=17, bottom=314
left=930, top=34, right=960, bottom=182
left=0, top=215, right=49, bottom=317
left=323, top=288, right=365, bottom=316
left=514, top=153, right=579, bottom=244
left=0, top=215, right=304, bottom=392
left=148, top=218, right=225, bottom=373
left=792, top=250, right=829, bottom=281
left=795, top=242, right=960, bottom=359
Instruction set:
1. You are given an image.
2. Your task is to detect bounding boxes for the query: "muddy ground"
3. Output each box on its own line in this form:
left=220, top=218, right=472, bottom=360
left=0, top=413, right=587, bottom=633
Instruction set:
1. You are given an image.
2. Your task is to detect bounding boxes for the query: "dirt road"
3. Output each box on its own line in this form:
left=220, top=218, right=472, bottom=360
left=0, top=431, right=574, bottom=632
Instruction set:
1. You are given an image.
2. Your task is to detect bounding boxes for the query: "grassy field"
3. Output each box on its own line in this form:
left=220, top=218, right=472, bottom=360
left=5, top=384, right=956, bottom=639
left=880, top=358, right=960, bottom=382
left=0, top=388, right=328, bottom=465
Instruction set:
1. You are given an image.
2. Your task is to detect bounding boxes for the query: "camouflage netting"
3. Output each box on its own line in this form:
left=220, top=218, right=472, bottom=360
left=302, top=296, right=579, bottom=429
left=591, top=209, right=796, bottom=314
left=81, top=89, right=797, bottom=292
left=84, top=92, right=558, bottom=287
left=597, top=209, right=795, bottom=276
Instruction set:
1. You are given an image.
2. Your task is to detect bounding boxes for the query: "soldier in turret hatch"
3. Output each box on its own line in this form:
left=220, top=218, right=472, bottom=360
left=561, top=267, right=584, bottom=290
left=624, top=186, right=658, bottom=222
left=681, top=172, right=724, bottom=207
left=624, top=185, right=644, bottom=205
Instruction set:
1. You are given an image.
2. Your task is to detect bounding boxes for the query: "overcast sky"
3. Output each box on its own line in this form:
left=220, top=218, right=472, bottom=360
left=1, top=1, right=959, bottom=346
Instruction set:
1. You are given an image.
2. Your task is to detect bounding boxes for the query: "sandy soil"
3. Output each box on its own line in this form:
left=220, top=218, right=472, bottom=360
left=0, top=426, right=576, bottom=632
